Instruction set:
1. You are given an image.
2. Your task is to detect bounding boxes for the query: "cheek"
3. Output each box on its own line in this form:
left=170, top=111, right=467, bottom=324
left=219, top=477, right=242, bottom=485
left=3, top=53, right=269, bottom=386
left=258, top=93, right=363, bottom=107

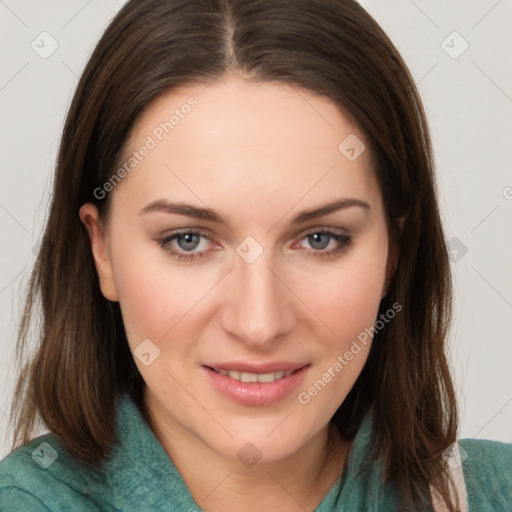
left=295, top=255, right=387, bottom=424
left=109, top=238, right=205, bottom=348
left=299, top=237, right=389, bottom=346
left=110, top=249, right=211, bottom=395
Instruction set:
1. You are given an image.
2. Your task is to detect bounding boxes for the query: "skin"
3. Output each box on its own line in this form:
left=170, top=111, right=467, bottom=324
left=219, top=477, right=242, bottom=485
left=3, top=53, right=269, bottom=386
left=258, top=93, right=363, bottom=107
left=80, top=73, right=396, bottom=511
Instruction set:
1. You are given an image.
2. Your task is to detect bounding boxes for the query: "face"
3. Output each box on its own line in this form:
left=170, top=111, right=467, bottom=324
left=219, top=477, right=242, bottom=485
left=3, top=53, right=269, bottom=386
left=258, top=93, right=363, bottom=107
left=80, top=73, right=393, bottom=464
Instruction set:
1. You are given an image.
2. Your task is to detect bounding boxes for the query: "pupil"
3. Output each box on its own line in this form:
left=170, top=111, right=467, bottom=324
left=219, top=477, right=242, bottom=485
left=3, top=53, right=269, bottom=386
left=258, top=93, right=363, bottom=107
left=309, top=233, right=329, bottom=250
left=179, top=234, right=199, bottom=251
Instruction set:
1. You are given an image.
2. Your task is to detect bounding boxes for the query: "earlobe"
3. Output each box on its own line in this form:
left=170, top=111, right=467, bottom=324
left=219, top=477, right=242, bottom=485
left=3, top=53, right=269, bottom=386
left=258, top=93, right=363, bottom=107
left=78, top=203, right=119, bottom=302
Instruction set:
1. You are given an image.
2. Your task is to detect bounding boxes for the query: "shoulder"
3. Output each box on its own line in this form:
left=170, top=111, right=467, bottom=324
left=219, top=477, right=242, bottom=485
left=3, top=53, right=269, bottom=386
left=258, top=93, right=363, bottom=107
left=459, top=437, right=512, bottom=511
left=0, top=432, right=110, bottom=511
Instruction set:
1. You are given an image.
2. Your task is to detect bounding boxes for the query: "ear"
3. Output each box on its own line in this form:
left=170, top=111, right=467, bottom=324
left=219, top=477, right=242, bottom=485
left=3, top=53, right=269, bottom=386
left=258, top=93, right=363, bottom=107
left=79, top=203, right=119, bottom=302
left=382, top=216, right=405, bottom=299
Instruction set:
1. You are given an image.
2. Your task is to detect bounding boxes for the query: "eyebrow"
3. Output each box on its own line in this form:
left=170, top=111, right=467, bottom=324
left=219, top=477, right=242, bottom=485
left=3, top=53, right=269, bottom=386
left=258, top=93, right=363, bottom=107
left=139, top=198, right=371, bottom=225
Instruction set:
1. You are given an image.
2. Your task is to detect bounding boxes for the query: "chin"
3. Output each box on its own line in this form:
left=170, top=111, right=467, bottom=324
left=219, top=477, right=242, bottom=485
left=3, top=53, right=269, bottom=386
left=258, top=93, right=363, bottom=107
left=201, top=421, right=315, bottom=465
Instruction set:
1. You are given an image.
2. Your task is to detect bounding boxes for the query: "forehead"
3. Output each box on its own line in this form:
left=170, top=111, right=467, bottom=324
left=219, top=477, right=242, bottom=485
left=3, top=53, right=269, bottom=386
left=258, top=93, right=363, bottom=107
left=113, top=74, right=381, bottom=215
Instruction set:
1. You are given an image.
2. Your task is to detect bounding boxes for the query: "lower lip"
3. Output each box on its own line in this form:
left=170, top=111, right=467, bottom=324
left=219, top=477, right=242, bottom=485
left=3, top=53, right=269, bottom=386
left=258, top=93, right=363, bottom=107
left=203, top=365, right=310, bottom=406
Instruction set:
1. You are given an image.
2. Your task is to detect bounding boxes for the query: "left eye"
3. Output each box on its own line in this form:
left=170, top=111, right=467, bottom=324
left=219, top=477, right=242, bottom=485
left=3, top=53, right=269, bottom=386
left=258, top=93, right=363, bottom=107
left=303, top=231, right=339, bottom=251
left=294, top=230, right=353, bottom=259
left=156, top=229, right=352, bottom=261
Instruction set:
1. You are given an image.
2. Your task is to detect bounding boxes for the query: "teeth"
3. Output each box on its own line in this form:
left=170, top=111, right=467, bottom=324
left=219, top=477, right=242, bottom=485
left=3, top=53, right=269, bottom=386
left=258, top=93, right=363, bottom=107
left=240, top=372, right=258, bottom=383
left=213, top=369, right=295, bottom=383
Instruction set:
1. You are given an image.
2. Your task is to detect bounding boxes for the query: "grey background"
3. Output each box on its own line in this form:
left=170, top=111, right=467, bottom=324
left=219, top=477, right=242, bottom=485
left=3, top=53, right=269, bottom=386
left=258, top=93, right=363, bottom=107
left=1, top=0, right=511, bottom=458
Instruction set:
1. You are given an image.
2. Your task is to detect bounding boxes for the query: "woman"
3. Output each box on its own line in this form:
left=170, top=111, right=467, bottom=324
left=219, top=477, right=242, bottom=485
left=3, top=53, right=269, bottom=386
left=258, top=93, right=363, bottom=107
left=1, top=0, right=510, bottom=511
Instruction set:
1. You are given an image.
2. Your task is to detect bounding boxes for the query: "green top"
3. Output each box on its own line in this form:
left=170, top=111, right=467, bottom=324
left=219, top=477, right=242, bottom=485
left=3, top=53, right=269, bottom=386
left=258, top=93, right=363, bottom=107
left=0, top=393, right=511, bottom=511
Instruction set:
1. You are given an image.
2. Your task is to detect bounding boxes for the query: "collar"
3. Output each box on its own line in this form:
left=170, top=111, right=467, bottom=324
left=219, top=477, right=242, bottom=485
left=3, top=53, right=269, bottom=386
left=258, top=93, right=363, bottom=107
left=96, top=393, right=395, bottom=511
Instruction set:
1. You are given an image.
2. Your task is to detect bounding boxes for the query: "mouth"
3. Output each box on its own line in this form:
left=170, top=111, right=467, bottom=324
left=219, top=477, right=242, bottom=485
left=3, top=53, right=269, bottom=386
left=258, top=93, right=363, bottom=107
left=202, top=362, right=310, bottom=406
left=208, top=368, right=297, bottom=383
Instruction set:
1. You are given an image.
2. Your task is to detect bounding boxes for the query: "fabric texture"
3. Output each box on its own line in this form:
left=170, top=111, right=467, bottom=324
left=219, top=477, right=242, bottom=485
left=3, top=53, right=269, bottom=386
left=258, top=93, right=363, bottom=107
left=0, top=393, right=511, bottom=511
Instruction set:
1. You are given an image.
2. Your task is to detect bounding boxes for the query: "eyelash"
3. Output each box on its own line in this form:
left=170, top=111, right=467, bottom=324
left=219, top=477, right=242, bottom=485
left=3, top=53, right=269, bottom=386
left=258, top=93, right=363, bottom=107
left=156, top=228, right=353, bottom=262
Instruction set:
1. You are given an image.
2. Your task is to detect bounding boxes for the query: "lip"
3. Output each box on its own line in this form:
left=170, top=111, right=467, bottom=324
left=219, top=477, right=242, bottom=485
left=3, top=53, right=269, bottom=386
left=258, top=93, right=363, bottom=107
left=202, top=363, right=310, bottom=406
left=203, top=361, right=308, bottom=373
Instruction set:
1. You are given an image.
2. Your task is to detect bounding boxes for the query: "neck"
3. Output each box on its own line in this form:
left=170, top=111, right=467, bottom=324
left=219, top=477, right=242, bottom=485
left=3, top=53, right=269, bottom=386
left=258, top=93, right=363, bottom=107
left=144, top=392, right=349, bottom=512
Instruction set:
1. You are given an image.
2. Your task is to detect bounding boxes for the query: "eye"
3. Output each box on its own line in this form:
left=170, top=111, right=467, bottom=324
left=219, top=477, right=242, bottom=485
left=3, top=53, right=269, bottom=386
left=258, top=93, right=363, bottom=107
left=293, top=229, right=353, bottom=259
left=156, top=228, right=353, bottom=262
left=156, top=229, right=216, bottom=261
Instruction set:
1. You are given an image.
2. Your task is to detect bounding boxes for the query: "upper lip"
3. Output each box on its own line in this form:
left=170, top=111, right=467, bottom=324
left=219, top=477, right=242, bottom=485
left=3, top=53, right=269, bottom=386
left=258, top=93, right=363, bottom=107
left=204, top=362, right=309, bottom=373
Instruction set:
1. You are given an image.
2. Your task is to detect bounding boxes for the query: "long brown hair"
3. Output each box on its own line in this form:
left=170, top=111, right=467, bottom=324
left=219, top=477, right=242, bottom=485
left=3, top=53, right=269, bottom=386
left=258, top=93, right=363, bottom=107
left=9, top=0, right=459, bottom=510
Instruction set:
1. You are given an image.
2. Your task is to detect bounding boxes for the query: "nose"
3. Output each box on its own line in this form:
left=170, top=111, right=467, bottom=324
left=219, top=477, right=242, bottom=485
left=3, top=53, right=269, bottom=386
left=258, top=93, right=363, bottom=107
left=220, top=249, right=296, bottom=350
